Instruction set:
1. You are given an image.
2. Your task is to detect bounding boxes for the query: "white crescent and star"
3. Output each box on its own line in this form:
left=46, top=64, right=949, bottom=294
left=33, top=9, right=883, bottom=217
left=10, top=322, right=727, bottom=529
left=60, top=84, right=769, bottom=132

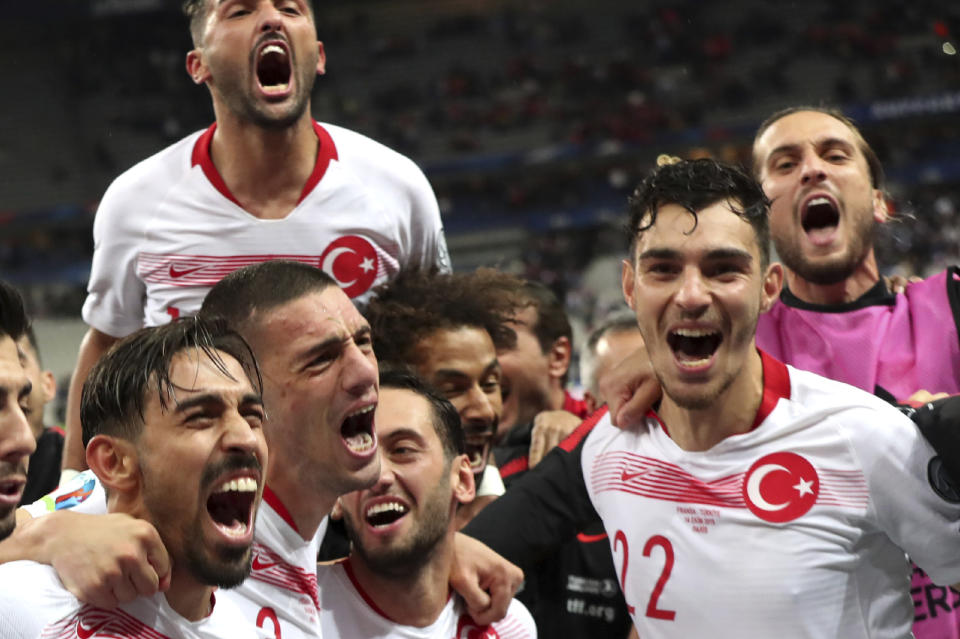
left=745, top=463, right=790, bottom=512
left=320, top=246, right=358, bottom=288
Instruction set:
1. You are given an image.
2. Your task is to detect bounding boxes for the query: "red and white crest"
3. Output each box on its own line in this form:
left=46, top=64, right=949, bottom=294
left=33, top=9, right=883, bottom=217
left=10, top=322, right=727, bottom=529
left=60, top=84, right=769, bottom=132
left=742, top=451, right=819, bottom=523
left=455, top=614, right=500, bottom=639
left=319, top=235, right=379, bottom=298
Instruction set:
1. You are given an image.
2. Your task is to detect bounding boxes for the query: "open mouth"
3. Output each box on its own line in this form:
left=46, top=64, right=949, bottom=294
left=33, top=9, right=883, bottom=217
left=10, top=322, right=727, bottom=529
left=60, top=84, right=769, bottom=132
left=365, top=500, right=409, bottom=529
left=256, top=43, right=291, bottom=94
left=206, top=476, right=258, bottom=539
left=0, top=476, right=26, bottom=507
left=342, top=405, right=377, bottom=455
left=801, top=196, right=839, bottom=236
left=667, top=328, right=722, bottom=368
left=463, top=422, right=495, bottom=474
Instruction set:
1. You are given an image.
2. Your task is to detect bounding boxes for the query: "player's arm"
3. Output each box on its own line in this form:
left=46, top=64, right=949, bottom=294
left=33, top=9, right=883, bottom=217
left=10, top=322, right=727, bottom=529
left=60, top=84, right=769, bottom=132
left=0, top=509, right=169, bottom=608
left=463, top=414, right=602, bottom=569
left=61, top=328, right=120, bottom=473
left=598, top=345, right=662, bottom=429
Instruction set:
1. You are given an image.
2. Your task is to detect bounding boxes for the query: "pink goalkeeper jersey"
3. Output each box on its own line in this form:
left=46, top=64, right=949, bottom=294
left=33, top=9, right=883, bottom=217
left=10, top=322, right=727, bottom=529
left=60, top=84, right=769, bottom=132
left=581, top=352, right=960, bottom=639
left=757, top=268, right=960, bottom=400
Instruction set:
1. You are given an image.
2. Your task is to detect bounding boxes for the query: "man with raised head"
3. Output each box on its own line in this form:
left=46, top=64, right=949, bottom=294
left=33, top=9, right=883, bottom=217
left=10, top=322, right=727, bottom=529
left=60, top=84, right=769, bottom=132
left=321, top=369, right=536, bottom=639
left=0, top=280, right=36, bottom=542
left=0, top=317, right=267, bottom=637
left=61, top=0, right=449, bottom=476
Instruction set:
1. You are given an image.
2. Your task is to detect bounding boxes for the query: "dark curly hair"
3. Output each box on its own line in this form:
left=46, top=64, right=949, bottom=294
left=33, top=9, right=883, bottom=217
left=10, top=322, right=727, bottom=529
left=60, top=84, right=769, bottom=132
left=364, top=268, right=524, bottom=370
left=627, top=158, right=772, bottom=267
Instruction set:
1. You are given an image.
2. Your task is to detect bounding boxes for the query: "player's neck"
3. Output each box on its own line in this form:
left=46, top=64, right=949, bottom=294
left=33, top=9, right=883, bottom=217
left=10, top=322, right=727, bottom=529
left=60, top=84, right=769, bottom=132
left=266, top=466, right=336, bottom=542
left=209, top=114, right=318, bottom=220
left=784, top=249, right=880, bottom=306
left=658, top=348, right=765, bottom=452
left=349, top=540, right=453, bottom=627
left=164, top=570, right=214, bottom=622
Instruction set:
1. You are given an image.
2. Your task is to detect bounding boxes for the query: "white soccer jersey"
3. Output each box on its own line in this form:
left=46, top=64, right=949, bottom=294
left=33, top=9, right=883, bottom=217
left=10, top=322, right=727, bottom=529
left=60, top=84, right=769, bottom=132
left=317, top=559, right=537, bottom=639
left=0, top=560, right=259, bottom=638
left=83, top=121, right=450, bottom=337
left=23, top=479, right=327, bottom=638
left=581, top=352, right=960, bottom=639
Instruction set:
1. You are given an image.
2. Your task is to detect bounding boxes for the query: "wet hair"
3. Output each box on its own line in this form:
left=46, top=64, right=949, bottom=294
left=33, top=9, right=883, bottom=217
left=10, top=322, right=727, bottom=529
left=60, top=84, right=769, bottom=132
left=199, top=260, right=336, bottom=334
left=627, top=158, right=772, bottom=267
left=182, top=0, right=315, bottom=46
left=80, top=317, right=262, bottom=448
left=580, top=311, right=639, bottom=394
left=379, top=369, right=464, bottom=461
left=0, top=279, right=29, bottom=342
left=752, top=105, right=885, bottom=189
left=364, top=268, right=522, bottom=370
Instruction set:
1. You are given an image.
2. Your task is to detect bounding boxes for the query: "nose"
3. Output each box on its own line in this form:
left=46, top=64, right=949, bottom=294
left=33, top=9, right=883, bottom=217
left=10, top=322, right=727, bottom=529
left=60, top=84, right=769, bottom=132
left=0, top=401, right=36, bottom=467
left=674, top=267, right=710, bottom=313
left=369, top=454, right=396, bottom=494
left=341, top=343, right=378, bottom=397
left=222, top=409, right=263, bottom=459
left=257, top=1, right=284, bottom=34
left=799, top=151, right=827, bottom=186
left=460, top=385, right=497, bottom=428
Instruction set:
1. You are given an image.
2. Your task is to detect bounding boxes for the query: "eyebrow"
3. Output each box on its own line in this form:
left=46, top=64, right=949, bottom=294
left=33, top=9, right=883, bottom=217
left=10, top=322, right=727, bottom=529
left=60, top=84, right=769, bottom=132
left=639, top=247, right=754, bottom=262
left=173, top=392, right=263, bottom=412
left=382, top=427, right=427, bottom=445
left=431, top=357, right=500, bottom=381
left=297, top=325, right=371, bottom=364
left=766, top=137, right=855, bottom=161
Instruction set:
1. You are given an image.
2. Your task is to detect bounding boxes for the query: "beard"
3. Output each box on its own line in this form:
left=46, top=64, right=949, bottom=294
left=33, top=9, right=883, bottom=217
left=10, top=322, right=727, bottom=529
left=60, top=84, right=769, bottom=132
left=343, top=475, right=453, bottom=579
left=774, top=207, right=876, bottom=286
left=142, top=453, right=261, bottom=589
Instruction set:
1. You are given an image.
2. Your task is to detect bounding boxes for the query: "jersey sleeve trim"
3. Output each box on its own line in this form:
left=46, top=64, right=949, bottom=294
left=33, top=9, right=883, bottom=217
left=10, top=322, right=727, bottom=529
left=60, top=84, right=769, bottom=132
left=559, top=406, right=608, bottom=452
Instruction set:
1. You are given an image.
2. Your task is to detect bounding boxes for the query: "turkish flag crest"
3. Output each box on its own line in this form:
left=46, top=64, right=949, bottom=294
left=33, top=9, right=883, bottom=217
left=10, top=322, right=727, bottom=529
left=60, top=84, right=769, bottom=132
left=319, top=235, right=379, bottom=298
left=742, top=451, right=819, bottom=523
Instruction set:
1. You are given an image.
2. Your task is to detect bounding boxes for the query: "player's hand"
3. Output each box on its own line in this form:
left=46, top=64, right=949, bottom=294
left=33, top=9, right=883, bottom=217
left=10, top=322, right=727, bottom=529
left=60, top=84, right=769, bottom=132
left=449, top=532, right=523, bottom=625
left=599, top=345, right=661, bottom=429
left=36, top=511, right=170, bottom=608
left=883, top=274, right=922, bottom=294
left=528, top=410, right=582, bottom=468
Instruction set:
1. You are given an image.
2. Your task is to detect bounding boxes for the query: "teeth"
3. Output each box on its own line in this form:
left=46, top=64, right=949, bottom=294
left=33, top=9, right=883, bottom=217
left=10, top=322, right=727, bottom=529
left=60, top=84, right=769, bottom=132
left=214, top=477, right=258, bottom=494
left=808, top=197, right=830, bottom=207
left=260, top=44, right=286, bottom=57
left=346, top=432, right=374, bottom=452
left=677, top=357, right=712, bottom=368
left=365, top=502, right=408, bottom=518
left=672, top=328, right=717, bottom=337
left=347, top=405, right=375, bottom=419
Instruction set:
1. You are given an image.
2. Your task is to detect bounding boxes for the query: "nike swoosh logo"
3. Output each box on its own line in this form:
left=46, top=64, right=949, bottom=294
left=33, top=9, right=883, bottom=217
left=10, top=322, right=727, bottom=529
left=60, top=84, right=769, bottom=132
left=77, top=618, right=108, bottom=639
left=621, top=469, right=648, bottom=482
left=168, top=265, right=206, bottom=278
left=252, top=555, right=279, bottom=571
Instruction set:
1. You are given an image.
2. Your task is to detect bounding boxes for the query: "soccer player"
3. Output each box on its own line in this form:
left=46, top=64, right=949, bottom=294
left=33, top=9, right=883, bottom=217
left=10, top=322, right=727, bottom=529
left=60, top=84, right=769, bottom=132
left=8, top=262, right=521, bottom=638
left=320, top=370, right=536, bottom=639
left=0, top=317, right=267, bottom=637
left=0, top=280, right=35, bottom=542
left=61, top=0, right=450, bottom=475
left=469, top=159, right=960, bottom=637
left=606, top=107, right=960, bottom=637
left=17, top=327, right=61, bottom=505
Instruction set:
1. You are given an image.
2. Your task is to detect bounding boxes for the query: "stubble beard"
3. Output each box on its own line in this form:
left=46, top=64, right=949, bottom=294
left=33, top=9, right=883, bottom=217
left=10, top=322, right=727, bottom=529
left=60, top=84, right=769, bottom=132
left=216, top=51, right=316, bottom=131
left=345, top=477, right=453, bottom=579
left=774, top=204, right=876, bottom=286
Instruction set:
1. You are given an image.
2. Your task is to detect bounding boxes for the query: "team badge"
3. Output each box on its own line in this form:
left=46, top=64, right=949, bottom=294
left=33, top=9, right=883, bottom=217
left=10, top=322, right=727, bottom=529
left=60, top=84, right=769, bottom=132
left=927, top=456, right=960, bottom=503
left=54, top=477, right=97, bottom=510
left=319, top=235, right=379, bottom=298
left=456, top=614, right=500, bottom=639
left=742, top=452, right=819, bottom=523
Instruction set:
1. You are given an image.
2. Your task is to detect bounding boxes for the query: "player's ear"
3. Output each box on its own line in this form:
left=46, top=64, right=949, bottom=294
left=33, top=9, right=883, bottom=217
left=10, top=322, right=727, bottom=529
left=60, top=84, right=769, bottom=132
left=872, top=189, right=890, bottom=224
left=452, top=454, right=475, bottom=506
left=316, top=41, right=326, bottom=76
left=547, top=336, right=572, bottom=382
left=86, top=435, right=140, bottom=495
left=759, top=262, right=784, bottom=313
left=186, top=49, right=211, bottom=85
left=621, top=258, right=638, bottom=311
left=39, top=369, right=56, bottom=404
